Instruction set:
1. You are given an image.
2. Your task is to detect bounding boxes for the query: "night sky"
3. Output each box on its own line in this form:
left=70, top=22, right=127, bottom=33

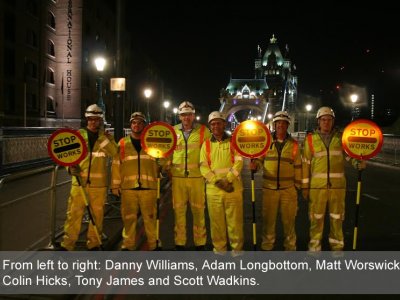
left=126, top=1, right=400, bottom=122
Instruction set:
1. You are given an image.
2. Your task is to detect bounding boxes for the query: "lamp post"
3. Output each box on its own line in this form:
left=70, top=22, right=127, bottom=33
left=267, top=113, right=273, bottom=131
left=173, top=107, right=178, bottom=124
left=94, top=57, right=106, bottom=123
left=305, top=104, right=312, bottom=131
left=144, top=88, right=153, bottom=122
left=163, top=100, right=170, bottom=122
left=350, top=93, right=358, bottom=121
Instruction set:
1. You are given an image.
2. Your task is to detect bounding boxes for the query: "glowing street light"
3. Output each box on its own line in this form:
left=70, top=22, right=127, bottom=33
left=144, top=88, right=153, bottom=122
left=305, top=104, right=313, bottom=131
left=350, top=93, right=359, bottom=121
left=163, top=100, right=170, bottom=122
left=173, top=107, right=178, bottom=124
left=267, top=113, right=273, bottom=130
left=94, top=56, right=106, bottom=123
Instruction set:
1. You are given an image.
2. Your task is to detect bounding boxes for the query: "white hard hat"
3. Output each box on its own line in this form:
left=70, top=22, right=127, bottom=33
left=208, top=111, right=225, bottom=123
left=273, top=111, right=291, bottom=124
left=316, top=106, right=335, bottom=119
left=85, top=104, right=103, bottom=118
left=178, top=101, right=195, bottom=114
left=129, top=112, right=146, bottom=123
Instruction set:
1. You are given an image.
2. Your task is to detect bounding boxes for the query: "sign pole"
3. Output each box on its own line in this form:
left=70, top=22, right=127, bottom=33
left=75, top=175, right=103, bottom=249
left=141, top=121, right=177, bottom=251
left=342, top=119, right=383, bottom=250
left=232, top=120, right=272, bottom=251
left=156, top=158, right=161, bottom=250
left=353, top=168, right=363, bottom=250
left=250, top=161, right=257, bottom=250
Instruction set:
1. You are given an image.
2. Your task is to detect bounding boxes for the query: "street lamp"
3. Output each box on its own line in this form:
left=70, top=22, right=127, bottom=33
left=267, top=113, right=273, bottom=130
left=94, top=57, right=106, bottom=123
left=305, top=104, right=312, bottom=131
left=350, top=93, right=359, bottom=121
left=163, top=100, right=170, bottom=122
left=144, top=88, right=153, bottom=122
left=173, top=107, right=178, bottom=124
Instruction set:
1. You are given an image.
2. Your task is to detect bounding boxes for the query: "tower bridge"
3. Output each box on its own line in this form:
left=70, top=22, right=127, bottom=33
left=219, top=34, right=298, bottom=131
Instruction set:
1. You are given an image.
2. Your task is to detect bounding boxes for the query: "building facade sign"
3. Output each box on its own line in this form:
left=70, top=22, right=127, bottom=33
left=56, top=0, right=82, bottom=124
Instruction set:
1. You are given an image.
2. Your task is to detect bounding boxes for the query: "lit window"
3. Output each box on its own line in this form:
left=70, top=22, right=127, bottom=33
left=47, top=39, right=55, bottom=56
left=47, top=11, right=56, bottom=29
left=47, top=96, right=56, bottom=118
left=46, top=68, right=55, bottom=84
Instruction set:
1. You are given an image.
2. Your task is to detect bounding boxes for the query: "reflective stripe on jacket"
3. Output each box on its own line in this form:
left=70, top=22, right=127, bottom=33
left=302, top=130, right=347, bottom=189
left=170, top=123, right=211, bottom=178
left=111, top=136, right=161, bottom=190
left=257, top=137, right=302, bottom=190
left=71, top=128, right=118, bottom=187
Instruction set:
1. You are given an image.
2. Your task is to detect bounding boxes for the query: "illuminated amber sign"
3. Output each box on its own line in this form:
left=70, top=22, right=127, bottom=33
left=232, top=120, right=271, bottom=158
left=141, top=122, right=177, bottom=158
left=342, top=119, right=383, bottom=160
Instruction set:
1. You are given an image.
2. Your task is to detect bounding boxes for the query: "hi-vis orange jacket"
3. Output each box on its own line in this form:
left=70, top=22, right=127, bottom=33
left=302, top=129, right=357, bottom=189
left=71, top=128, right=117, bottom=187
left=255, top=136, right=302, bottom=190
left=169, top=123, right=211, bottom=178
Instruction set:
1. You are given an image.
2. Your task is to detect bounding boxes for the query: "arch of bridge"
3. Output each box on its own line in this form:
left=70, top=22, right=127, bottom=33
left=221, top=104, right=264, bottom=118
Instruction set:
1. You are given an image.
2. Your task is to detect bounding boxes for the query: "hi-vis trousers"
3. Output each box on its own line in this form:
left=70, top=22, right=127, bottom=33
left=61, top=185, right=107, bottom=250
left=172, top=177, right=207, bottom=247
left=308, top=188, right=345, bottom=251
left=261, top=186, right=297, bottom=251
left=206, top=189, right=243, bottom=253
left=120, top=189, right=158, bottom=250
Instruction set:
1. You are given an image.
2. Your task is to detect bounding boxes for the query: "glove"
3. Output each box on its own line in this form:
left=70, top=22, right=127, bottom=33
left=69, top=165, right=81, bottom=176
left=302, top=189, right=309, bottom=201
left=356, top=160, right=367, bottom=170
left=215, top=179, right=234, bottom=193
left=111, top=188, right=120, bottom=197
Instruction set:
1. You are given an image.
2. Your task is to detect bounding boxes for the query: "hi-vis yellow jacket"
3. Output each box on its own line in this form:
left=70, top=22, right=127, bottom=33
left=71, top=128, right=118, bottom=187
left=200, top=135, right=243, bottom=194
left=302, top=129, right=357, bottom=189
left=255, top=136, right=302, bottom=190
left=169, top=123, right=211, bottom=178
left=111, top=136, right=163, bottom=190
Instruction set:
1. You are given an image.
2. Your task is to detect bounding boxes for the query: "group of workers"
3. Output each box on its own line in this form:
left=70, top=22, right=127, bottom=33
left=59, top=101, right=366, bottom=253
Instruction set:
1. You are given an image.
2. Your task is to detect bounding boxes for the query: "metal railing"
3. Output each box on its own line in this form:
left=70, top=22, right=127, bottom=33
left=373, top=134, right=400, bottom=166
left=0, top=127, right=58, bottom=175
left=0, top=165, right=71, bottom=250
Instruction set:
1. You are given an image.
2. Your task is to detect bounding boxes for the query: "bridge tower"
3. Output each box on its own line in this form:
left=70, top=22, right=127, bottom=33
left=219, top=34, right=298, bottom=131
left=219, top=79, right=269, bottom=130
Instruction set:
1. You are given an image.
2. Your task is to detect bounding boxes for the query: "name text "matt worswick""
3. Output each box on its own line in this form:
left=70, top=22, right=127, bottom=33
left=316, top=259, right=400, bottom=271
